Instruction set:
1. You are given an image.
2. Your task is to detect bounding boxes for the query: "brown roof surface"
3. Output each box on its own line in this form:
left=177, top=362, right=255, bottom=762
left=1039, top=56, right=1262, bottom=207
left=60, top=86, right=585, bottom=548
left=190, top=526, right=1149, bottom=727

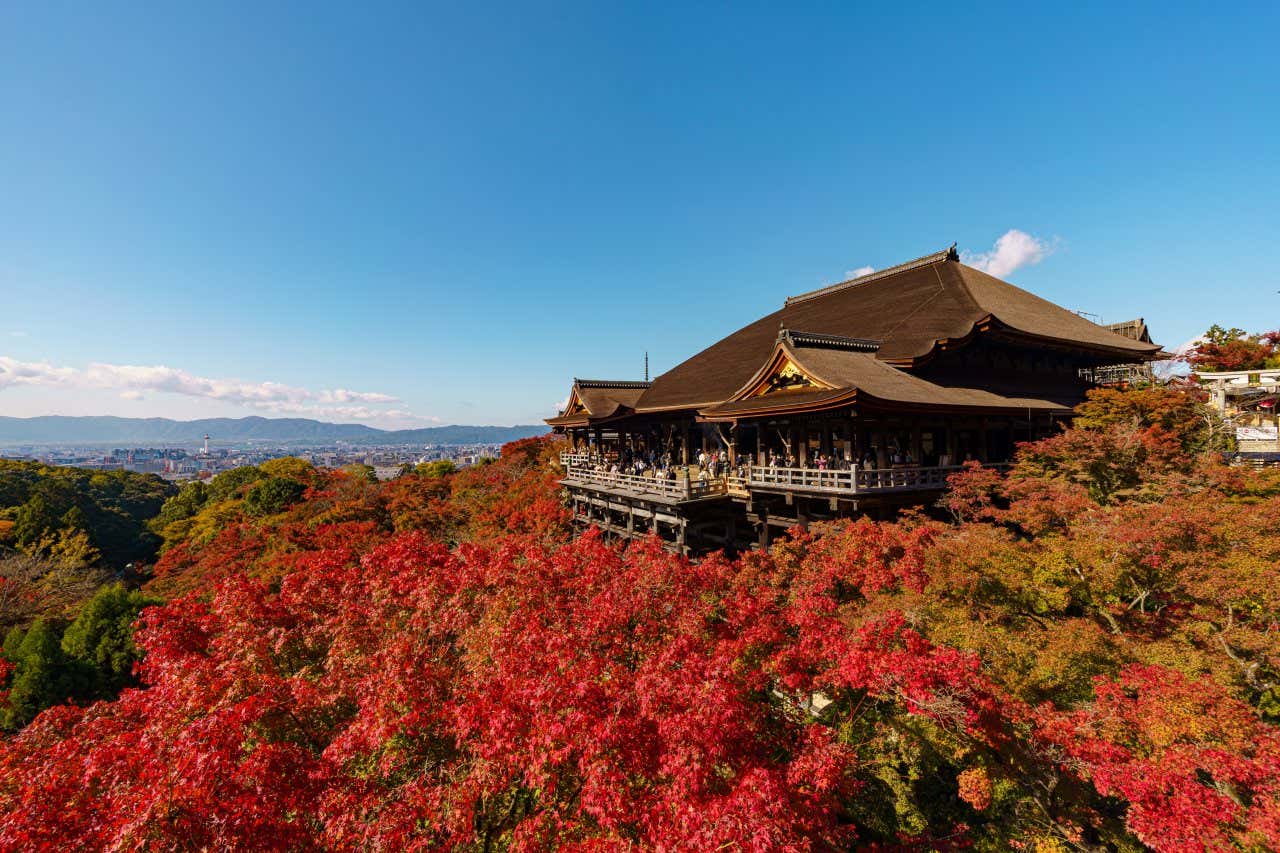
left=576, top=385, right=648, bottom=418
left=701, top=338, right=1072, bottom=418
left=1105, top=318, right=1152, bottom=343
left=637, top=250, right=1159, bottom=412
left=545, top=379, right=650, bottom=426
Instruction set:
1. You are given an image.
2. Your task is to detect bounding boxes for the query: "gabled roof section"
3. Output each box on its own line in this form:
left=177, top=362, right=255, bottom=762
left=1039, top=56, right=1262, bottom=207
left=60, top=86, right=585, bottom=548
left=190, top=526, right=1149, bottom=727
left=635, top=245, right=1161, bottom=412
left=545, top=379, right=651, bottom=427
left=701, top=331, right=1074, bottom=420
left=1106, top=318, right=1152, bottom=344
left=726, top=327, right=881, bottom=402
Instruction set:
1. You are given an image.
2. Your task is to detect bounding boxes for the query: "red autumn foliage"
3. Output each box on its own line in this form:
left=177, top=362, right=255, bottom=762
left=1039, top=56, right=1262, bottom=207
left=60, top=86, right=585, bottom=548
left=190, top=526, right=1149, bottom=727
left=0, top=527, right=997, bottom=849
left=2, top=391, right=1280, bottom=851
left=1188, top=326, right=1280, bottom=373
left=1033, top=665, right=1280, bottom=852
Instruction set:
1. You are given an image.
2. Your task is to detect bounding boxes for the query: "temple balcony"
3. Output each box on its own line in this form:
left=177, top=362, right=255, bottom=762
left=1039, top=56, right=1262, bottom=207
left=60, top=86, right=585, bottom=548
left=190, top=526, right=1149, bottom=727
left=560, top=455, right=978, bottom=504
left=738, top=463, right=965, bottom=496
left=560, top=461, right=727, bottom=504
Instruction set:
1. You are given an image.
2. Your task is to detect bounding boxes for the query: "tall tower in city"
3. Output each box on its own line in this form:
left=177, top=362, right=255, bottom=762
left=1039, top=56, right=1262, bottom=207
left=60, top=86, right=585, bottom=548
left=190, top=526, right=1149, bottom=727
left=203, top=434, right=210, bottom=455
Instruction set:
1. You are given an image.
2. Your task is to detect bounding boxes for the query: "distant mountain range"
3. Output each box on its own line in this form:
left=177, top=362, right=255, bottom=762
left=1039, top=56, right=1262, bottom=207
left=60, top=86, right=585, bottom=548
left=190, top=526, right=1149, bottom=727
left=0, top=416, right=547, bottom=446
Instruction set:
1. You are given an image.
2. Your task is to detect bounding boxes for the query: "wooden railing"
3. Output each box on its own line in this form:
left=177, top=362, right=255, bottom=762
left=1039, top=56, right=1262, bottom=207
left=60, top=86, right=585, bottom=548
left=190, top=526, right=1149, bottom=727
left=747, top=464, right=965, bottom=494
left=563, top=459, right=977, bottom=499
left=559, top=452, right=592, bottom=467
left=562, top=465, right=726, bottom=501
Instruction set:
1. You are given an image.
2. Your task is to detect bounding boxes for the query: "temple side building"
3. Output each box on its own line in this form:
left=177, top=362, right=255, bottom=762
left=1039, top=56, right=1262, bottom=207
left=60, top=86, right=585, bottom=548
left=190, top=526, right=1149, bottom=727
left=547, top=245, right=1161, bottom=554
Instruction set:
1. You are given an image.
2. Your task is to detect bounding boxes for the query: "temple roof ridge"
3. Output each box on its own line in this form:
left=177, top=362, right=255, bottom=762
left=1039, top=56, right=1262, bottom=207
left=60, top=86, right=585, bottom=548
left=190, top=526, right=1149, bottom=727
left=783, top=243, right=958, bottom=307
left=573, top=378, right=653, bottom=389
left=778, top=327, right=882, bottom=352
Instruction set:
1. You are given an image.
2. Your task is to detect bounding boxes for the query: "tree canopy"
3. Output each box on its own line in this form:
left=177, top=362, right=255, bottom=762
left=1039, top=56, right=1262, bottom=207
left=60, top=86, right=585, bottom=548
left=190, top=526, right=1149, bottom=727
left=1189, top=325, right=1280, bottom=372
left=0, top=396, right=1278, bottom=850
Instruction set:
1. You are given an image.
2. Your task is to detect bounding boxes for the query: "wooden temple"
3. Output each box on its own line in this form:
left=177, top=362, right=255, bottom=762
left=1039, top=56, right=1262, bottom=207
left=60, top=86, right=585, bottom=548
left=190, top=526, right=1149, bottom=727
left=547, top=246, right=1161, bottom=554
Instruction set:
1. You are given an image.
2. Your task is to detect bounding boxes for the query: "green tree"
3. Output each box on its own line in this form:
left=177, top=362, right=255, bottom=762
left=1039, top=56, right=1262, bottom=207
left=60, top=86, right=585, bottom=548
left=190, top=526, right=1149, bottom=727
left=60, top=584, right=159, bottom=697
left=1, top=619, right=89, bottom=731
left=12, top=495, right=61, bottom=551
left=416, top=459, right=457, bottom=478
left=243, top=477, right=306, bottom=516
left=258, top=457, right=316, bottom=483
left=205, top=466, right=265, bottom=503
left=149, top=481, right=208, bottom=531
left=340, top=463, right=377, bottom=483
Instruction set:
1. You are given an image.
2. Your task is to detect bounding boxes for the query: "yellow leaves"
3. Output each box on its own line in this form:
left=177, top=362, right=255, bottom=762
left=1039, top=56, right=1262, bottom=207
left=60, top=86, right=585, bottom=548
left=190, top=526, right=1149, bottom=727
left=1029, top=551, right=1075, bottom=615
left=258, top=457, right=317, bottom=483
left=187, top=500, right=246, bottom=546
left=42, top=528, right=100, bottom=570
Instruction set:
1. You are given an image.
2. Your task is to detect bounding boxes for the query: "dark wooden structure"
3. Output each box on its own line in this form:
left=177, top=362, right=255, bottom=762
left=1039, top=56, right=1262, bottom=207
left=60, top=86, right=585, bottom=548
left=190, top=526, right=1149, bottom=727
left=548, top=246, right=1161, bottom=554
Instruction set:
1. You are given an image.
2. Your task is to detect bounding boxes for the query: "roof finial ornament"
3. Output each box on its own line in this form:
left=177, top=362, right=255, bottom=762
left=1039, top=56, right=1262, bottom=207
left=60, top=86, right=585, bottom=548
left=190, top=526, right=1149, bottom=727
left=946, top=242, right=959, bottom=262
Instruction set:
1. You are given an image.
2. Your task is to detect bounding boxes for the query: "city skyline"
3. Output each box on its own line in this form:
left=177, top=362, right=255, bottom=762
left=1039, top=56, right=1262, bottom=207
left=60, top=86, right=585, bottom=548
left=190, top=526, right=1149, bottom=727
left=3, top=3, right=1278, bottom=425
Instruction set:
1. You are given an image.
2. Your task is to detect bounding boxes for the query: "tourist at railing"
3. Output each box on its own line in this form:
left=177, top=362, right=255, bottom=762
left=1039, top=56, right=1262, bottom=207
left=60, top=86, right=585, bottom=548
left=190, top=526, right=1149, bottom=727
left=569, top=441, right=981, bottom=478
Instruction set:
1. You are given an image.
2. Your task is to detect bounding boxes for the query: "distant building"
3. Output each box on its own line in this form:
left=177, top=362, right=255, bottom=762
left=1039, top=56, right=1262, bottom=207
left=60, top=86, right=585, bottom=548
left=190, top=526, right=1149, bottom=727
left=1195, top=367, right=1280, bottom=457
left=1093, top=319, right=1157, bottom=386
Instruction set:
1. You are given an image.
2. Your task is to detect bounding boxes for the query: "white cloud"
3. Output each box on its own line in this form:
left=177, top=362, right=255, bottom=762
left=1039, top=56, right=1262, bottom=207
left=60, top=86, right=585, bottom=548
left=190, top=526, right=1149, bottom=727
left=0, top=357, right=78, bottom=388
left=10, top=331, right=27, bottom=338
left=317, top=388, right=399, bottom=404
left=845, top=265, right=875, bottom=279
left=0, top=355, right=430, bottom=424
left=961, top=229, right=1056, bottom=278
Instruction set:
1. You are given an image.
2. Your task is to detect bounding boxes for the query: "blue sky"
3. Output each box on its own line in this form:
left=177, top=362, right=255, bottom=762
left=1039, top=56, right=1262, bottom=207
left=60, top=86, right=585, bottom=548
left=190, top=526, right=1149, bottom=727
left=2, top=2, right=1277, bottom=427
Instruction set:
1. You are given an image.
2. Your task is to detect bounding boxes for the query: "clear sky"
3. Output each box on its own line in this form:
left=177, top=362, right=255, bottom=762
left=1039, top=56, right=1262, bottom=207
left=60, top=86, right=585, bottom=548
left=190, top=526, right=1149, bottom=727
left=2, top=2, right=1277, bottom=427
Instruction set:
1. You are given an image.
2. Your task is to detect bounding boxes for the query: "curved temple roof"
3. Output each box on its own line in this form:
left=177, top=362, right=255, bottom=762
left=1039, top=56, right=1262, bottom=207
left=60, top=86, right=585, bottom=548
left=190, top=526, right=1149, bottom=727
left=548, top=246, right=1160, bottom=426
left=546, top=379, right=651, bottom=427
left=700, top=330, right=1076, bottom=419
left=633, top=247, right=1159, bottom=413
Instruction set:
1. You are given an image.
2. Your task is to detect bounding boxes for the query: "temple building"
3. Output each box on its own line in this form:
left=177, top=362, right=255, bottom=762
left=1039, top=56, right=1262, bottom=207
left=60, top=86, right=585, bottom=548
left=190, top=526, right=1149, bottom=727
left=547, top=245, right=1161, bottom=554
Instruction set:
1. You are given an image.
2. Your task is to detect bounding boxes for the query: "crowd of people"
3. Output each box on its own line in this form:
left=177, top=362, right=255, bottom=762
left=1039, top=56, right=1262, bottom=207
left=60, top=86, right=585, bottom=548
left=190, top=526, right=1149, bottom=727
left=568, top=443, right=930, bottom=485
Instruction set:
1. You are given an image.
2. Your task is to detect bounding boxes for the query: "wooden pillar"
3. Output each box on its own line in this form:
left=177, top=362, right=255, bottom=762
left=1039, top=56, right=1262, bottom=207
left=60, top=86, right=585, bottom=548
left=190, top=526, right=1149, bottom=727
left=978, top=418, right=989, bottom=463
left=681, top=423, right=690, bottom=465
left=911, top=421, right=922, bottom=465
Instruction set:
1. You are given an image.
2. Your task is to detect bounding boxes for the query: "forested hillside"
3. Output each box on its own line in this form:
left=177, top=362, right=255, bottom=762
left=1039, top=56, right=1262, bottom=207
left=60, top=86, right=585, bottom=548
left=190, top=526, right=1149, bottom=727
left=1, top=389, right=1278, bottom=851
left=0, top=461, right=172, bottom=574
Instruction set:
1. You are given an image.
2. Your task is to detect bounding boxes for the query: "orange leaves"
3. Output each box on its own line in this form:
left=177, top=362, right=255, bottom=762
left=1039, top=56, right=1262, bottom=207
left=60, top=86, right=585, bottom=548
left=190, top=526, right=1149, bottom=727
left=956, top=767, right=993, bottom=811
left=1033, top=665, right=1280, bottom=852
